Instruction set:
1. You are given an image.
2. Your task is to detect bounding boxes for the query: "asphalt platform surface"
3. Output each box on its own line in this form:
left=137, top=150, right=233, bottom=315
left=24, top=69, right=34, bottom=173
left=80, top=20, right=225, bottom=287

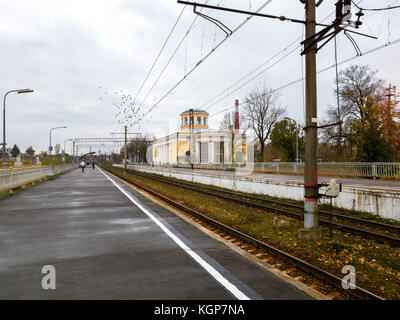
left=0, top=167, right=312, bottom=300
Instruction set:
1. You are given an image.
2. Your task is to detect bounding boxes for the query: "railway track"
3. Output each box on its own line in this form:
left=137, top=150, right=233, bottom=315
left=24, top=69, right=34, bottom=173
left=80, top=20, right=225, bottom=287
left=103, top=166, right=385, bottom=300
left=125, top=168, right=400, bottom=247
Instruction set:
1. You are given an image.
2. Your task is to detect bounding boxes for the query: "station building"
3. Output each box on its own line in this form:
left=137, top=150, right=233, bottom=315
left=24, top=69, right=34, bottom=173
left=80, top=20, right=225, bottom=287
left=151, top=108, right=247, bottom=165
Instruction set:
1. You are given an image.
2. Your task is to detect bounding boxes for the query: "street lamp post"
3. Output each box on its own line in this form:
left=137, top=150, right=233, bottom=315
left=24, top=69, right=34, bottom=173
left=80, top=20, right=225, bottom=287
left=2, top=89, right=34, bottom=169
left=63, top=138, right=73, bottom=166
left=49, top=126, right=67, bottom=168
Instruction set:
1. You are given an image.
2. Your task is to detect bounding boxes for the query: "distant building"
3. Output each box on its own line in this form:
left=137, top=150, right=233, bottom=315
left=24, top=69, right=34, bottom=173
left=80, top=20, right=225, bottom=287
left=151, top=108, right=247, bottom=165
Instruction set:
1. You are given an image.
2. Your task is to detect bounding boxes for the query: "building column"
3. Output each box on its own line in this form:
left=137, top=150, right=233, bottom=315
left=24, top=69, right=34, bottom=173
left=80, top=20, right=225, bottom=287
left=209, top=136, right=213, bottom=164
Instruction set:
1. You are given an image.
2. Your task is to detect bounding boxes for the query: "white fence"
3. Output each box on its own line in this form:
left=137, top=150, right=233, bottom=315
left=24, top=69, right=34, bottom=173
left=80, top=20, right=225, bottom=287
left=0, top=164, right=77, bottom=193
left=145, top=162, right=400, bottom=179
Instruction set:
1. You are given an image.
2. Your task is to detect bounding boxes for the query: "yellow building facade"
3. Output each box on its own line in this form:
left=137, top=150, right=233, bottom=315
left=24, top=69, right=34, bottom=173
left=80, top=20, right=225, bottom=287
left=151, top=109, right=247, bottom=165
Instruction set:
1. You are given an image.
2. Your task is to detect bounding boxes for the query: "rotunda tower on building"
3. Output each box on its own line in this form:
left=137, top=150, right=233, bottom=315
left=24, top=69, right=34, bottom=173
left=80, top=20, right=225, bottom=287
left=180, top=109, right=209, bottom=132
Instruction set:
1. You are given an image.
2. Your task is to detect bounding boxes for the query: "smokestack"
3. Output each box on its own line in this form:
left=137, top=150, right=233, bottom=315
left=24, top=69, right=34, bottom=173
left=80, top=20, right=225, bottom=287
left=234, top=99, right=239, bottom=134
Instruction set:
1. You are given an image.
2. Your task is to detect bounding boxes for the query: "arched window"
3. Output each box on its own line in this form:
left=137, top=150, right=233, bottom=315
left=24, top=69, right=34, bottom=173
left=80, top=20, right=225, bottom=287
left=184, top=117, right=188, bottom=125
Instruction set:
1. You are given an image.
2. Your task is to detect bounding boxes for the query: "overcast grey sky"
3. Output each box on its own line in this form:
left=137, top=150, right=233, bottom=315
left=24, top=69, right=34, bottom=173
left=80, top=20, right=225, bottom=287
left=1, top=0, right=399, bottom=155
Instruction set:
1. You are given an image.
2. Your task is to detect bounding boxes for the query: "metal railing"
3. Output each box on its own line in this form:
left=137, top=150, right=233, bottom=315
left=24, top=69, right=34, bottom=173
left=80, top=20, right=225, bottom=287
left=0, top=164, right=77, bottom=193
left=141, top=162, right=400, bottom=179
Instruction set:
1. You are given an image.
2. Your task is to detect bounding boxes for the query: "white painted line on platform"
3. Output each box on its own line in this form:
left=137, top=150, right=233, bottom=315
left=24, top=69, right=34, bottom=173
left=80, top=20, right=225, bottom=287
left=97, top=167, right=251, bottom=300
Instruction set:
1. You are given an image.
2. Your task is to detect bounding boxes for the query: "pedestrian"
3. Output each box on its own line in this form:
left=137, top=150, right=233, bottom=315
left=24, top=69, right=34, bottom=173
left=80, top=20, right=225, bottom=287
left=92, top=161, right=95, bottom=170
left=80, top=160, right=86, bottom=172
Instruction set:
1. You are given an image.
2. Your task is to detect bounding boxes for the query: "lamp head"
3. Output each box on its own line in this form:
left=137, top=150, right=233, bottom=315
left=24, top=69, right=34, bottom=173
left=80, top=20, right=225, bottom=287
left=17, top=89, right=34, bottom=94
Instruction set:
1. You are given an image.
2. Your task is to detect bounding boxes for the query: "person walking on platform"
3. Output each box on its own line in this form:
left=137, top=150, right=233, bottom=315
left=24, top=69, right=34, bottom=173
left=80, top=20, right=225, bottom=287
left=80, top=160, right=86, bottom=172
left=92, top=161, right=95, bottom=170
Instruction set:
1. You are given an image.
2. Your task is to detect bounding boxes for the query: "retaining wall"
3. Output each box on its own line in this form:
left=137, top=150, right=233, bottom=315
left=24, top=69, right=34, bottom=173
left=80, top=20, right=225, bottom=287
left=129, top=165, right=400, bottom=221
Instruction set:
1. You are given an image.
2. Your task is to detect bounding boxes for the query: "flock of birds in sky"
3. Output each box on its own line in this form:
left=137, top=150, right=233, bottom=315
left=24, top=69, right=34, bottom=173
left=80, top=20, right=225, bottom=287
left=98, top=85, right=154, bottom=131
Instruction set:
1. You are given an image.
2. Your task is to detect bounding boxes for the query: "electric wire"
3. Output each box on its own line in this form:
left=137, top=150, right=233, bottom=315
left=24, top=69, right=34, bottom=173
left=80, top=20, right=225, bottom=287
left=133, top=0, right=274, bottom=127
left=206, top=37, right=400, bottom=121
left=144, top=0, right=368, bottom=135
left=157, top=0, right=390, bottom=135
left=158, top=0, right=369, bottom=135
left=351, top=0, right=400, bottom=11
left=135, top=0, right=211, bottom=113
left=132, top=5, right=186, bottom=105
left=196, top=0, right=368, bottom=114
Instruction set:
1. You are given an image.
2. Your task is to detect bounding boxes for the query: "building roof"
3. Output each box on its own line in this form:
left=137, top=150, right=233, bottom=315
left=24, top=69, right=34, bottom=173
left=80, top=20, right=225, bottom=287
left=180, top=109, right=209, bottom=116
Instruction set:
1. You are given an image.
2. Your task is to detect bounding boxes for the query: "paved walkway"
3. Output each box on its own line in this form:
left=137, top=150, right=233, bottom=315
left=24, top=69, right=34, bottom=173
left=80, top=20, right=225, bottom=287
left=0, top=167, right=311, bottom=299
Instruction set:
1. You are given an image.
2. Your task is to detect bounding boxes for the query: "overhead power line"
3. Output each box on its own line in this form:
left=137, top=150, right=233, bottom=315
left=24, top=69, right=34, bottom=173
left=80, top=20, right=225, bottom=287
left=196, top=0, right=384, bottom=118
left=351, top=0, right=400, bottom=11
left=159, top=0, right=370, bottom=136
left=135, top=1, right=211, bottom=112
left=203, top=45, right=301, bottom=113
left=133, top=0, right=274, bottom=126
left=132, top=5, right=187, bottom=105
left=207, top=37, right=400, bottom=120
left=160, top=42, right=302, bottom=135
left=201, top=38, right=301, bottom=111
left=198, top=0, right=367, bottom=113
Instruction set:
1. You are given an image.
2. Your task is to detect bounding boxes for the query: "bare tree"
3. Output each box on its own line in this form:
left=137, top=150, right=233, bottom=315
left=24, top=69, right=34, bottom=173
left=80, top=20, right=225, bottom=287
left=337, top=64, right=384, bottom=122
left=244, top=87, right=286, bottom=161
left=219, top=111, right=249, bottom=133
left=123, top=134, right=154, bottom=163
left=321, top=64, right=385, bottom=160
left=219, top=111, right=250, bottom=162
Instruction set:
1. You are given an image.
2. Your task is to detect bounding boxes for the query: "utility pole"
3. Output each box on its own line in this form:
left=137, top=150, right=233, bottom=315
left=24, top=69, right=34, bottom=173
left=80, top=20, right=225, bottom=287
left=385, top=84, right=396, bottom=106
left=188, top=109, right=194, bottom=169
left=124, top=125, right=128, bottom=172
left=176, top=0, right=369, bottom=240
left=299, top=0, right=322, bottom=239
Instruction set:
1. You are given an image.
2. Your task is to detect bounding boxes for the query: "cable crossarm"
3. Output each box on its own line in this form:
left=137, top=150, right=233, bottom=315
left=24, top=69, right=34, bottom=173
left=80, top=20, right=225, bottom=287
left=301, top=0, right=378, bottom=55
left=194, top=5, right=232, bottom=36
left=177, top=1, right=306, bottom=24
left=301, top=22, right=342, bottom=55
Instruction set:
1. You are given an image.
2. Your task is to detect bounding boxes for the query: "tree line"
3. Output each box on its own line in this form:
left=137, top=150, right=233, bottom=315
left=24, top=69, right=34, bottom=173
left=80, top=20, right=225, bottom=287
left=223, top=64, right=399, bottom=163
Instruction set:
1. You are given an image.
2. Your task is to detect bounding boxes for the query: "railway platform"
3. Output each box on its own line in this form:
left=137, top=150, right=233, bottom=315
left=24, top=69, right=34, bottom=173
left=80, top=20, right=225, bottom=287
left=0, top=167, right=316, bottom=299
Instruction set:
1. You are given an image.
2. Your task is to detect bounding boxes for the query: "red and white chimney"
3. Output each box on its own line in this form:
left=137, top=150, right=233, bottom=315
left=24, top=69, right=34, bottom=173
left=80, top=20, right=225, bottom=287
left=234, top=99, right=240, bottom=134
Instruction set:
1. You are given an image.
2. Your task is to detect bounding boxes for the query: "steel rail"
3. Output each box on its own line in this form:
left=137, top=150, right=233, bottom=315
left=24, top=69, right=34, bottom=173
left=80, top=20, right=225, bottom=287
left=174, top=176, right=400, bottom=234
left=127, top=168, right=400, bottom=246
left=103, top=166, right=385, bottom=300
